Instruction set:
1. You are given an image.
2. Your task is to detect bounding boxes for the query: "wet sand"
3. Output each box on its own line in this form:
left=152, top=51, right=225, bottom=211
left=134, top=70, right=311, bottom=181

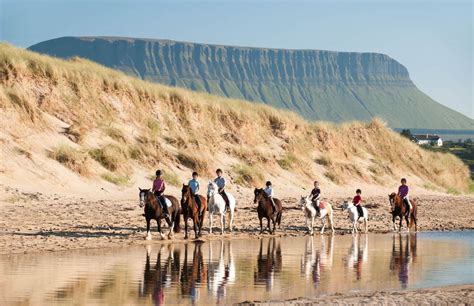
left=242, top=285, right=474, bottom=305
left=1, top=188, right=473, bottom=255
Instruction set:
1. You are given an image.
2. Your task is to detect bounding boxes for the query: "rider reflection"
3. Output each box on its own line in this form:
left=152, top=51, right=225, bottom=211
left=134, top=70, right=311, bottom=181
left=389, top=234, right=418, bottom=288
left=300, top=235, right=335, bottom=288
left=180, top=243, right=207, bottom=303
left=254, top=238, right=282, bottom=290
left=207, top=240, right=235, bottom=302
left=345, top=234, right=368, bottom=281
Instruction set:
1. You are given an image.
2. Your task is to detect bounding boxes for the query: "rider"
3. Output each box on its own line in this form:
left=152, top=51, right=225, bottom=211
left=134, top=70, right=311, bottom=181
left=188, top=171, right=202, bottom=211
left=264, top=181, right=277, bottom=215
left=398, top=178, right=412, bottom=214
left=214, top=168, right=229, bottom=210
left=310, top=181, right=321, bottom=217
left=353, top=189, right=363, bottom=220
left=152, top=170, right=169, bottom=217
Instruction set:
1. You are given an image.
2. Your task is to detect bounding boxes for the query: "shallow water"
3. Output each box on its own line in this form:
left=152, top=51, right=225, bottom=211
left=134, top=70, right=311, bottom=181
left=0, top=231, right=472, bottom=305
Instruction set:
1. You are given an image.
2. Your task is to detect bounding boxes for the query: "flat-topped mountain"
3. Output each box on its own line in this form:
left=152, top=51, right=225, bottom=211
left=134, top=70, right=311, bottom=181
left=29, top=36, right=473, bottom=129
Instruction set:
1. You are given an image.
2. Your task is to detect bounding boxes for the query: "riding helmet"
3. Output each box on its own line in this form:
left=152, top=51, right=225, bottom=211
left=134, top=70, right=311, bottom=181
left=156, top=170, right=162, bottom=176
left=266, top=181, right=272, bottom=186
left=216, top=168, right=222, bottom=174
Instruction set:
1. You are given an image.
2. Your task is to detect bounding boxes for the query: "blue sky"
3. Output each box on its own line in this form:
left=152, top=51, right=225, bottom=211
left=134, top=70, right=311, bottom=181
left=1, top=0, right=472, bottom=119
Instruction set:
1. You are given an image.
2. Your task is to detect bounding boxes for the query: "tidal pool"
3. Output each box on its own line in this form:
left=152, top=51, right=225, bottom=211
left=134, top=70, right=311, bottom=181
left=0, top=231, right=472, bottom=305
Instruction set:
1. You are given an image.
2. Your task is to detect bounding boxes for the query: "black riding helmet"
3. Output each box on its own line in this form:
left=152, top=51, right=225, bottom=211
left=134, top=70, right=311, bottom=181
left=216, top=168, right=223, bottom=174
left=266, top=181, right=272, bottom=186
left=192, top=171, right=198, bottom=176
left=356, top=189, right=362, bottom=194
left=156, top=170, right=162, bottom=176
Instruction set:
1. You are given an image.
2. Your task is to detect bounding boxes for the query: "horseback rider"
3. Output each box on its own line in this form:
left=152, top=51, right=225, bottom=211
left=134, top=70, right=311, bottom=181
left=214, top=168, right=229, bottom=210
left=152, top=170, right=169, bottom=218
left=310, top=181, right=321, bottom=217
left=353, top=189, right=363, bottom=220
left=264, top=181, right=277, bottom=215
left=398, top=178, right=412, bottom=214
left=188, top=171, right=202, bottom=211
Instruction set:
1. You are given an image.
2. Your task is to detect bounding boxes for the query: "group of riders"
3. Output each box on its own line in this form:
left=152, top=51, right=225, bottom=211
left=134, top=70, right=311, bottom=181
left=152, top=168, right=414, bottom=219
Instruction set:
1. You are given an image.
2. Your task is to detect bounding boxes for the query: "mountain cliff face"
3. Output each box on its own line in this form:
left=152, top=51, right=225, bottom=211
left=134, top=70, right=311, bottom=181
left=29, top=36, right=473, bottom=129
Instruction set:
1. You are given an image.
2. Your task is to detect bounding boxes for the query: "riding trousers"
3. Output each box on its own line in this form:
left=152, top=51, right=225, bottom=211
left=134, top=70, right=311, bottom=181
left=153, top=191, right=169, bottom=214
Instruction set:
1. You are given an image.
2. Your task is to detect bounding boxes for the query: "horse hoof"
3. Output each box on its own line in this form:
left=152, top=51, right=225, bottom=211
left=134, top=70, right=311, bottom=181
left=145, top=236, right=152, bottom=241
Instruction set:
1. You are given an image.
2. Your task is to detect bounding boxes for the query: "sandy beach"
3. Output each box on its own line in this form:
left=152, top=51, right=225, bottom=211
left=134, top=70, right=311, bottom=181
left=1, top=184, right=473, bottom=255
left=242, top=285, right=474, bottom=305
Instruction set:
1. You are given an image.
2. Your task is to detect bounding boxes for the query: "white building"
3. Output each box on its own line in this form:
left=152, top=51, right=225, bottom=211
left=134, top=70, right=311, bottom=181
left=412, top=134, right=443, bottom=147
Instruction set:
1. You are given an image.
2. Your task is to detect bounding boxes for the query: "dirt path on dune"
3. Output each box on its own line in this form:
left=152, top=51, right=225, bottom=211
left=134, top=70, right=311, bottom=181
left=0, top=187, right=473, bottom=255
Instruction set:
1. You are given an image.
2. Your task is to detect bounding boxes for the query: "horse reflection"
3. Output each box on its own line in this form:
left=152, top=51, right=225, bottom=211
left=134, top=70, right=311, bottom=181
left=180, top=243, right=207, bottom=303
left=207, top=240, right=236, bottom=301
left=140, top=245, right=181, bottom=306
left=254, top=238, right=282, bottom=290
left=300, top=235, right=334, bottom=287
left=345, top=234, right=368, bottom=280
left=390, top=234, right=417, bottom=288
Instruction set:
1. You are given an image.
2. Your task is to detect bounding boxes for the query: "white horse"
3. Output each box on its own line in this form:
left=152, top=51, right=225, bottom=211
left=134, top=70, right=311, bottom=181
left=207, top=181, right=236, bottom=234
left=299, top=195, right=335, bottom=234
left=341, top=200, right=368, bottom=233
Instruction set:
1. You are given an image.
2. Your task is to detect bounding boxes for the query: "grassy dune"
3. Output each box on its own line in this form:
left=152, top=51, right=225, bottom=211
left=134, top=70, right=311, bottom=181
left=0, top=43, right=470, bottom=193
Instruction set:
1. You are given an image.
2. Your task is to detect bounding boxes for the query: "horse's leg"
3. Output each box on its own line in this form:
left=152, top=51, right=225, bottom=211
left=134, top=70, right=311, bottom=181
left=157, top=219, right=165, bottom=240
left=364, top=218, right=368, bottom=233
left=259, top=217, right=263, bottom=234
left=168, top=212, right=175, bottom=239
left=399, top=216, right=403, bottom=233
left=193, top=216, right=199, bottom=239
left=352, top=220, right=357, bottom=234
left=220, top=212, right=224, bottom=235
left=267, top=218, right=272, bottom=234
left=184, top=215, right=189, bottom=239
left=320, top=217, right=326, bottom=234
left=198, top=207, right=206, bottom=237
left=146, top=218, right=151, bottom=240
left=330, top=210, right=335, bottom=233
left=229, top=210, right=234, bottom=232
left=209, top=211, right=213, bottom=234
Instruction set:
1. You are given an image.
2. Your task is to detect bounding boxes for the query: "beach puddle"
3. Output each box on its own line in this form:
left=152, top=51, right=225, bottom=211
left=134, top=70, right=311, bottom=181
left=0, top=231, right=472, bottom=305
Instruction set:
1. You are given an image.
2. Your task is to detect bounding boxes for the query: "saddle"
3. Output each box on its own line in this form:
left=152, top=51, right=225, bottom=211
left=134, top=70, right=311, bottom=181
left=319, top=202, right=326, bottom=210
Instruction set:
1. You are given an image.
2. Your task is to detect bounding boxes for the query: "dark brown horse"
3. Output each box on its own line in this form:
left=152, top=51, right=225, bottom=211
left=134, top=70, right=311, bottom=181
left=139, top=188, right=181, bottom=240
left=181, top=184, right=208, bottom=239
left=388, top=193, right=418, bottom=232
left=253, top=188, right=283, bottom=234
left=254, top=238, right=282, bottom=290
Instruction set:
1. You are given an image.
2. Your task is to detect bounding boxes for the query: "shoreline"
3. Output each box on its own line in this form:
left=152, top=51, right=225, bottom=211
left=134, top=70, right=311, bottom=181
left=240, top=284, right=474, bottom=305
left=1, top=191, right=473, bottom=256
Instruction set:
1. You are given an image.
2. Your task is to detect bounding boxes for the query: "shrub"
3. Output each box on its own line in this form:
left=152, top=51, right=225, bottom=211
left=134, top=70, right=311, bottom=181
left=176, top=152, right=209, bottom=174
left=49, top=145, right=90, bottom=176
left=89, top=144, right=128, bottom=172
left=324, top=171, right=340, bottom=184
left=104, top=126, right=126, bottom=142
left=232, top=163, right=263, bottom=187
left=102, top=173, right=131, bottom=186
left=315, top=155, right=332, bottom=166
left=277, top=152, right=298, bottom=170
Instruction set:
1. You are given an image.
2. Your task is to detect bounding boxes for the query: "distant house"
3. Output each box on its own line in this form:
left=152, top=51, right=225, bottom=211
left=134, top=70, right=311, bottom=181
left=412, top=134, right=443, bottom=147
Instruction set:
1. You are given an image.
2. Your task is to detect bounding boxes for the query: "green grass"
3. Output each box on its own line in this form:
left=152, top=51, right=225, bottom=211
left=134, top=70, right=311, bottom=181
left=232, top=163, right=263, bottom=187
left=89, top=144, right=128, bottom=172
left=324, top=171, right=340, bottom=184
left=101, top=173, right=131, bottom=186
left=104, top=126, right=127, bottom=142
left=277, top=152, right=298, bottom=170
left=48, top=145, right=90, bottom=175
left=315, top=155, right=332, bottom=166
left=176, top=152, right=209, bottom=174
left=148, top=172, right=181, bottom=187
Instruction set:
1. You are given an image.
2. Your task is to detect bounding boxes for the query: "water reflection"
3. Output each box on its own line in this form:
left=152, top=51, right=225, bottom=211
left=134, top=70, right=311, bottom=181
left=1, top=232, right=471, bottom=305
left=344, top=234, right=369, bottom=280
left=300, top=235, right=334, bottom=287
left=207, top=241, right=235, bottom=302
left=254, top=238, right=282, bottom=290
left=390, top=234, right=418, bottom=288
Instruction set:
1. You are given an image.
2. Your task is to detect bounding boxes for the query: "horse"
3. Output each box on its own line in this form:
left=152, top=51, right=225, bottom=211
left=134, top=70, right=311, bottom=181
left=207, top=181, right=236, bottom=234
left=341, top=200, right=368, bottom=233
left=138, top=188, right=181, bottom=240
left=299, top=195, right=335, bottom=234
left=253, top=188, right=283, bottom=234
left=388, top=193, right=418, bottom=232
left=181, top=184, right=208, bottom=239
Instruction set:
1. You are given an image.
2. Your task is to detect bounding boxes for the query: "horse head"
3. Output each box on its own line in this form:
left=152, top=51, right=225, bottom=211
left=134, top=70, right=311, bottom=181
left=181, top=184, right=191, bottom=204
left=388, top=192, right=398, bottom=211
left=138, top=187, right=151, bottom=208
left=341, top=200, right=350, bottom=211
left=253, top=188, right=264, bottom=204
left=207, top=181, right=218, bottom=198
left=300, top=195, right=311, bottom=210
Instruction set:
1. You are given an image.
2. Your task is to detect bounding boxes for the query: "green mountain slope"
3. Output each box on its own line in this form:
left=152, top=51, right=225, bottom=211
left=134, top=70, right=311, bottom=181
left=28, top=36, right=473, bottom=129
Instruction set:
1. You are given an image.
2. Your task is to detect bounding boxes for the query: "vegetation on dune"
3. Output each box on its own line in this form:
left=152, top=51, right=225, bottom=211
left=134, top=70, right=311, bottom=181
left=101, top=173, right=131, bottom=186
left=0, top=43, right=471, bottom=193
left=48, top=145, right=90, bottom=176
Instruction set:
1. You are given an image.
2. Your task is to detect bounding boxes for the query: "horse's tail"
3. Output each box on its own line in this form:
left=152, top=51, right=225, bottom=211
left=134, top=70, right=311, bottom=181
left=173, top=208, right=181, bottom=233
left=409, top=205, right=417, bottom=229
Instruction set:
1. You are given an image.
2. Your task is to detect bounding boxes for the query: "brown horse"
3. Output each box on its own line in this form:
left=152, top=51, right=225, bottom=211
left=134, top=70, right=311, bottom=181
left=388, top=193, right=418, bottom=232
left=253, top=188, right=283, bottom=234
left=181, top=184, right=208, bottom=239
left=138, top=188, right=181, bottom=240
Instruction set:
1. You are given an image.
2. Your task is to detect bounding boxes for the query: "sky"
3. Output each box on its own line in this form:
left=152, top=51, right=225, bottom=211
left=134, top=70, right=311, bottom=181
left=1, top=0, right=473, bottom=119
